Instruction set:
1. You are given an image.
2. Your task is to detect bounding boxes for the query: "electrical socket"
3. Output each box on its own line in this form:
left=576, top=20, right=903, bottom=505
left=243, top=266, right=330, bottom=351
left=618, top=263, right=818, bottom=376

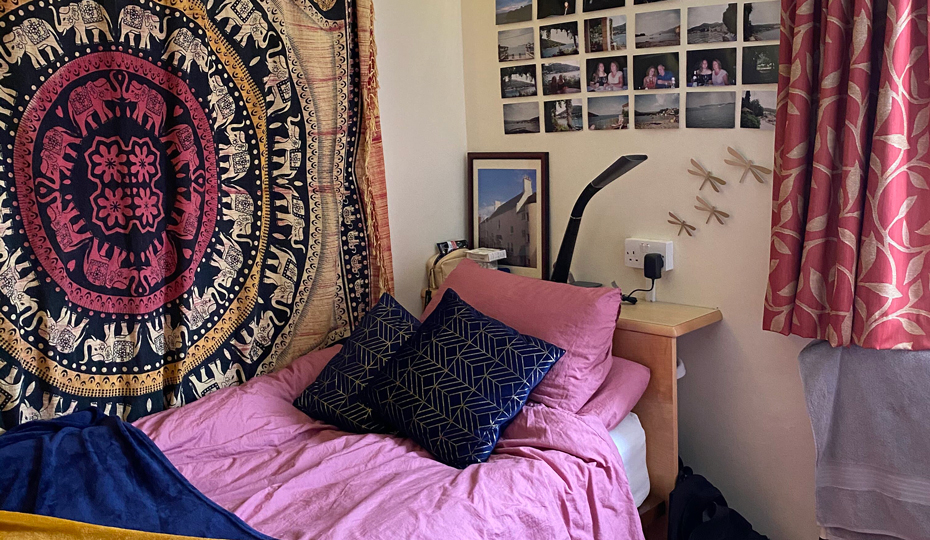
left=625, top=239, right=674, bottom=271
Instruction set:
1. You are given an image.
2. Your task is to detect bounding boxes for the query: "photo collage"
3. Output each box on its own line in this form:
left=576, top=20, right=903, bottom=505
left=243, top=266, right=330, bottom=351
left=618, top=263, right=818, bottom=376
left=497, top=0, right=779, bottom=133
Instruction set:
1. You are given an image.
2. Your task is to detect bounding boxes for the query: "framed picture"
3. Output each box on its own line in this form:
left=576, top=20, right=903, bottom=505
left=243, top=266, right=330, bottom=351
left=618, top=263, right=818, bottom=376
left=588, top=95, right=629, bottom=130
left=500, top=65, right=538, bottom=98
left=503, top=102, right=541, bottom=134
left=635, top=9, right=681, bottom=48
left=544, top=99, right=584, bottom=131
left=468, top=153, right=550, bottom=279
left=586, top=56, right=627, bottom=91
left=540, top=21, right=580, bottom=58
left=743, top=45, right=779, bottom=84
left=542, top=60, right=582, bottom=95
left=538, top=0, right=576, bottom=20
left=686, top=48, right=737, bottom=86
left=744, top=1, right=780, bottom=41
left=583, top=0, right=624, bottom=12
left=634, top=93, right=680, bottom=129
left=632, top=52, right=679, bottom=90
left=740, top=90, right=776, bottom=129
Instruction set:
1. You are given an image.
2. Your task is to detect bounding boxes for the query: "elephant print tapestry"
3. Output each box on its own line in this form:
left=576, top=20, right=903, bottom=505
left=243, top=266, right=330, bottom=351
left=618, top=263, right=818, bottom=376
left=0, top=0, right=393, bottom=431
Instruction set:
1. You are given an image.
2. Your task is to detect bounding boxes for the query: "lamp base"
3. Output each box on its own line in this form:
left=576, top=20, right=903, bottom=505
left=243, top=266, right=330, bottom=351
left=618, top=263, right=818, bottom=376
left=571, top=281, right=603, bottom=288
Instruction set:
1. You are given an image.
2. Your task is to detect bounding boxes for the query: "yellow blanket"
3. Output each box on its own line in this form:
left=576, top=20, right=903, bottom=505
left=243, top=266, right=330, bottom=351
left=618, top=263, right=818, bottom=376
left=0, top=511, right=228, bottom=540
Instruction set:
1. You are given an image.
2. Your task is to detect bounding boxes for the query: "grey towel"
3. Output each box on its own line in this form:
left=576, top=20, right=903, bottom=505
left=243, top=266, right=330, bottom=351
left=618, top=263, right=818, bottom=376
left=800, top=341, right=930, bottom=540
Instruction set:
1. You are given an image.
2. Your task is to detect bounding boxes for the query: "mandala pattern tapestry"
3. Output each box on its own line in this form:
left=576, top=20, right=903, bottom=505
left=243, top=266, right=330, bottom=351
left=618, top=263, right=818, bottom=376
left=0, top=0, right=393, bottom=431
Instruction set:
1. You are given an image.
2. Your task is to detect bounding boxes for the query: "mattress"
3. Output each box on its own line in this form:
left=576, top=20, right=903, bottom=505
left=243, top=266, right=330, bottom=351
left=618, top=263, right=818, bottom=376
left=609, top=413, right=651, bottom=507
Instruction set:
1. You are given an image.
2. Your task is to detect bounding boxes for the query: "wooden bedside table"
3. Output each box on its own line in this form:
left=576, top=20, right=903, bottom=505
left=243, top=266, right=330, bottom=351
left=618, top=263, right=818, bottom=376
left=610, top=302, right=723, bottom=527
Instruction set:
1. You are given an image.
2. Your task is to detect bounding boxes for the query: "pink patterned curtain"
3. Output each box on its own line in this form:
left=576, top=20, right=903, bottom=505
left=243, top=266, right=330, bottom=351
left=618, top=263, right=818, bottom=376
left=764, top=0, right=930, bottom=349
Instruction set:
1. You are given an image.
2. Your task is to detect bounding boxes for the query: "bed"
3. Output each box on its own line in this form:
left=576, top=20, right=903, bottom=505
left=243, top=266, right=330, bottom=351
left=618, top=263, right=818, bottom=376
left=0, top=260, right=681, bottom=540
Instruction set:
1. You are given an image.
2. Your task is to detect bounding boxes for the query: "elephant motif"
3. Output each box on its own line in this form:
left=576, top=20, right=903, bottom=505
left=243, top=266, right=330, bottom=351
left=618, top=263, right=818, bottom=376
left=19, top=392, right=77, bottom=424
left=54, top=0, right=113, bottom=46
left=272, top=116, right=302, bottom=182
left=221, top=185, right=254, bottom=242
left=83, top=239, right=134, bottom=289
left=189, top=359, right=244, bottom=399
left=263, top=44, right=291, bottom=117
left=40, top=307, right=89, bottom=354
left=350, top=254, right=362, bottom=274
left=161, top=124, right=200, bottom=172
left=273, top=185, right=305, bottom=250
left=342, top=205, right=356, bottom=226
left=0, top=60, right=16, bottom=130
left=233, top=310, right=280, bottom=363
left=145, top=315, right=183, bottom=356
left=0, top=366, right=29, bottom=412
left=164, top=385, right=186, bottom=409
left=163, top=28, right=214, bottom=74
left=0, top=192, right=16, bottom=264
left=39, top=127, right=81, bottom=186
left=183, top=286, right=217, bottom=331
left=263, top=245, right=296, bottom=312
left=47, top=197, right=93, bottom=253
left=122, top=79, right=166, bottom=135
left=216, top=0, right=271, bottom=48
left=1, top=18, right=63, bottom=69
left=88, top=401, right=132, bottom=420
left=207, top=75, right=236, bottom=128
left=82, top=322, right=140, bottom=364
left=68, top=75, right=121, bottom=136
left=218, top=122, right=250, bottom=184
left=118, top=5, right=166, bottom=49
left=138, top=234, right=178, bottom=294
left=210, top=233, right=242, bottom=294
left=0, top=248, right=41, bottom=330
left=346, top=230, right=360, bottom=252
left=168, top=183, right=204, bottom=240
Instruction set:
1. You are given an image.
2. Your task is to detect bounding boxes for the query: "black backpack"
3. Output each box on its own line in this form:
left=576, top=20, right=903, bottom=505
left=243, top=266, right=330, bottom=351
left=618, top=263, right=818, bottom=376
left=668, top=460, right=768, bottom=540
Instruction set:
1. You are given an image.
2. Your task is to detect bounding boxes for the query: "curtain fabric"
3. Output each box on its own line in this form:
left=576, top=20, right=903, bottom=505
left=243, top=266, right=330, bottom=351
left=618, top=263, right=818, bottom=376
left=764, top=0, right=930, bottom=349
left=0, top=0, right=392, bottom=431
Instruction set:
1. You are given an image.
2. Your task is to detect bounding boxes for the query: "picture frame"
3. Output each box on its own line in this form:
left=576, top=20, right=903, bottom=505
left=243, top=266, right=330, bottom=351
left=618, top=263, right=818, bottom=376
left=468, top=152, right=550, bottom=279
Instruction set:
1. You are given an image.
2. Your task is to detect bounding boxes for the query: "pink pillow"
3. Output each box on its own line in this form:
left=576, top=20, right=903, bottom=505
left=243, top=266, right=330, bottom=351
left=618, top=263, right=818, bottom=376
left=577, top=356, right=651, bottom=430
left=423, top=259, right=623, bottom=412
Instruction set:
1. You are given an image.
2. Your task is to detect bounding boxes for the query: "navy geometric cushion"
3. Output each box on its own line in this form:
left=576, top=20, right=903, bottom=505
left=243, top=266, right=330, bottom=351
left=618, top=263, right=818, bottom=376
left=362, top=289, right=564, bottom=468
left=293, top=293, right=420, bottom=433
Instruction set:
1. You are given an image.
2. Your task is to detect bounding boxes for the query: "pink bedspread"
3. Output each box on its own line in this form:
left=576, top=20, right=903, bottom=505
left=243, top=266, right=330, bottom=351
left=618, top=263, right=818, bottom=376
left=134, top=347, right=645, bottom=540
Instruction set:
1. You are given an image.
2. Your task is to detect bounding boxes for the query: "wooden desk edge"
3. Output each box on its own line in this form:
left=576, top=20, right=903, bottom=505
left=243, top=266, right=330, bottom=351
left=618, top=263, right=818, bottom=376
left=617, top=308, right=722, bottom=338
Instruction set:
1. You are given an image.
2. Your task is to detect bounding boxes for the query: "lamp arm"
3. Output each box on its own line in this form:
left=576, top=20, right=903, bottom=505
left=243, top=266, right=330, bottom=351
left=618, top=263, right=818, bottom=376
left=550, top=184, right=600, bottom=283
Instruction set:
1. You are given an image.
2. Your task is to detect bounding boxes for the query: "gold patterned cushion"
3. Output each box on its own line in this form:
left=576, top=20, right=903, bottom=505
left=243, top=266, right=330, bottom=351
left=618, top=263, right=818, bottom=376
left=362, top=289, right=564, bottom=468
left=293, top=294, right=420, bottom=433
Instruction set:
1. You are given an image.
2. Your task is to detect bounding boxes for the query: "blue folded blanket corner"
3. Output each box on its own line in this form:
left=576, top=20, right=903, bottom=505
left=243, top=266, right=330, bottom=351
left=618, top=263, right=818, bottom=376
left=0, top=409, right=273, bottom=540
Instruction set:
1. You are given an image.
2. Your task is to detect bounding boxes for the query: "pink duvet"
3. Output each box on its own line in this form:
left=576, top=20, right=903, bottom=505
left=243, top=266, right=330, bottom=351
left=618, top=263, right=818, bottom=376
left=134, top=347, right=645, bottom=540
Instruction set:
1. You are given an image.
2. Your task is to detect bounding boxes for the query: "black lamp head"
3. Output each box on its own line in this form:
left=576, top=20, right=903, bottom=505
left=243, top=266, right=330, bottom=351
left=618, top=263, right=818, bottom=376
left=590, top=154, right=648, bottom=189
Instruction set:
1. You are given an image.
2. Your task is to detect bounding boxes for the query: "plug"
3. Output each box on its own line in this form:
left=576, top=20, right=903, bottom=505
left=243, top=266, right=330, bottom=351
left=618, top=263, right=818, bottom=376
left=644, top=253, right=664, bottom=280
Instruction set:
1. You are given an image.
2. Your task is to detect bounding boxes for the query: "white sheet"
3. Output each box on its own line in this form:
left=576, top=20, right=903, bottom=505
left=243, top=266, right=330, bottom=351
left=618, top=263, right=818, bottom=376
left=609, top=412, right=650, bottom=507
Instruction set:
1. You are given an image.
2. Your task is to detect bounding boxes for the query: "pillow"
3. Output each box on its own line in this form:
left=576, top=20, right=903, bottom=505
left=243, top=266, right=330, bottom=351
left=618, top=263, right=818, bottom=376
left=577, top=356, right=651, bottom=430
left=293, top=293, right=420, bottom=433
left=423, top=259, right=622, bottom=412
left=363, top=289, right=564, bottom=468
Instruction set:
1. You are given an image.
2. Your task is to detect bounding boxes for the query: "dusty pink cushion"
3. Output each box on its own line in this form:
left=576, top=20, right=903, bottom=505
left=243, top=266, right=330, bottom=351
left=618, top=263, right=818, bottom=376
left=422, top=259, right=623, bottom=412
left=577, top=356, right=651, bottom=430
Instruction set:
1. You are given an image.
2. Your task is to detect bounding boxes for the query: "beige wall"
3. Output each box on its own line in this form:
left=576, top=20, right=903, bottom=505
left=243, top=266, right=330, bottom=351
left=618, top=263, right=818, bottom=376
left=376, top=0, right=469, bottom=310
left=461, top=2, right=817, bottom=538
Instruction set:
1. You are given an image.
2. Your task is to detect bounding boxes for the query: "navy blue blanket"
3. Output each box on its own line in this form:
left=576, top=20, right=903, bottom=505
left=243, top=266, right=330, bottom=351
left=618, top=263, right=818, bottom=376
left=0, top=409, right=273, bottom=540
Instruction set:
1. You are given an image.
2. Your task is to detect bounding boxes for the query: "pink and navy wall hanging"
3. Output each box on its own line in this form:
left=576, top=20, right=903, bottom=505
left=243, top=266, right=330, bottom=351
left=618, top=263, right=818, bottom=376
left=0, top=0, right=393, bottom=430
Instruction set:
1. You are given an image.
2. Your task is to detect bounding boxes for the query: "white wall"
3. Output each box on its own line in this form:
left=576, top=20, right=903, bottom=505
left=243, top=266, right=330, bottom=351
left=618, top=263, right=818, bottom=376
left=460, top=3, right=817, bottom=538
left=376, top=0, right=469, bottom=311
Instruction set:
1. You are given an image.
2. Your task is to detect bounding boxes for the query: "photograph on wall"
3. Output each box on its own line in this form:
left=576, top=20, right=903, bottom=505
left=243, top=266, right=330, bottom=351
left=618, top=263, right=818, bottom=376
left=634, top=9, right=680, bottom=48
left=544, top=99, right=584, bottom=132
left=634, top=93, right=679, bottom=129
left=500, top=65, right=538, bottom=98
left=586, top=56, right=627, bottom=91
left=583, top=0, right=624, bottom=12
left=499, top=28, right=536, bottom=62
left=686, top=91, right=736, bottom=128
left=497, top=0, right=533, bottom=24
left=740, top=90, right=776, bottom=129
left=468, top=153, right=550, bottom=279
left=538, top=0, right=576, bottom=19
left=540, top=22, right=580, bottom=57
left=504, top=102, right=541, bottom=134
left=542, top=60, right=582, bottom=94
left=687, top=4, right=737, bottom=43
left=635, top=0, right=672, bottom=5
left=744, top=1, right=780, bottom=41
left=585, top=15, right=626, bottom=52
left=686, top=48, right=737, bottom=86
left=742, top=45, right=779, bottom=84
left=588, top=96, right=629, bottom=130
left=632, top=52, right=679, bottom=90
